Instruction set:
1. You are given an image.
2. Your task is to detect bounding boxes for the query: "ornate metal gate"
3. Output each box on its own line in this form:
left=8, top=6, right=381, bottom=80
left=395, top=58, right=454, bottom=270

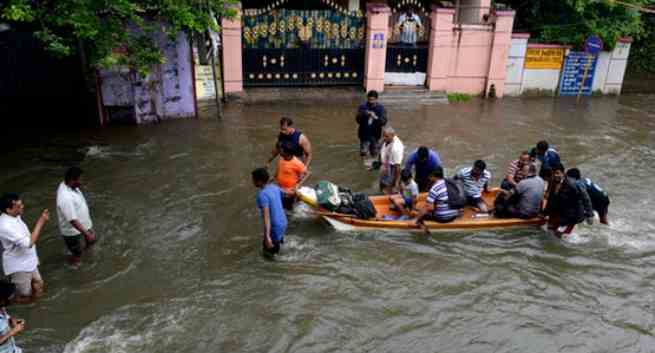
left=242, top=9, right=366, bottom=86
left=385, top=0, right=431, bottom=75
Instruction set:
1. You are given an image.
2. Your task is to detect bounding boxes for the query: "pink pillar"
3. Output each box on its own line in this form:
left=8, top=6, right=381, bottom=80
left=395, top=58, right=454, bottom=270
left=426, top=7, right=455, bottom=92
left=364, top=3, right=390, bottom=93
left=485, top=10, right=515, bottom=98
left=221, top=5, right=243, bottom=95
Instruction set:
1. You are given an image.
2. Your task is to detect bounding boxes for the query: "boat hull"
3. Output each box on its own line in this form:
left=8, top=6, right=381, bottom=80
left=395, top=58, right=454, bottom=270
left=316, top=188, right=546, bottom=233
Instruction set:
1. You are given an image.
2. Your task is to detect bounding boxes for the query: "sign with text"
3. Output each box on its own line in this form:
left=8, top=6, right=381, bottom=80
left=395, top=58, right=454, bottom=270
left=584, top=35, right=603, bottom=55
left=559, top=52, right=598, bottom=96
left=524, top=47, right=565, bottom=70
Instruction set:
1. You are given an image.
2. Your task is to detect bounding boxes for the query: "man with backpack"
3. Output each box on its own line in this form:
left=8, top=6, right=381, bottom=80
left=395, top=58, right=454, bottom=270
left=565, top=168, right=610, bottom=225
left=415, top=167, right=461, bottom=224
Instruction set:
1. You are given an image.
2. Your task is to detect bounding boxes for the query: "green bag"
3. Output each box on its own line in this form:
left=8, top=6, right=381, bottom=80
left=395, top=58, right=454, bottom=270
left=315, top=181, right=341, bottom=211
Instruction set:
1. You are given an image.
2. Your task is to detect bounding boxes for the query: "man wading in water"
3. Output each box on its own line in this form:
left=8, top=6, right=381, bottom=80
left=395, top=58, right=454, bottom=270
left=545, top=163, right=594, bottom=238
left=356, top=90, right=387, bottom=160
left=56, top=167, right=96, bottom=266
left=0, top=194, right=48, bottom=303
left=252, top=168, right=288, bottom=256
left=267, top=117, right=313, bottom=169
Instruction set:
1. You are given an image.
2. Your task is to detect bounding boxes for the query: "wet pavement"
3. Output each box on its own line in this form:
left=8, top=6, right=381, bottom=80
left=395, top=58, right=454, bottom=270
left=2, top=93, right=655, bottom=353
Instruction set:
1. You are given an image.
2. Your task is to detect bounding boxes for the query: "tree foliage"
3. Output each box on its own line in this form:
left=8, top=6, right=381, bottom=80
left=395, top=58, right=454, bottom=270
left=507, top=0, right=651, bottom=49
left=628, top=13, right=655, bottom=72
left=1, top=0, right=237, bottom=77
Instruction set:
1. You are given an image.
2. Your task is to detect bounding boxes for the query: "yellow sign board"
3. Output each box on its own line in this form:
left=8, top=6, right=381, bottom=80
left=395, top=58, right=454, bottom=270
left=524, top=48, right=565, bottom=70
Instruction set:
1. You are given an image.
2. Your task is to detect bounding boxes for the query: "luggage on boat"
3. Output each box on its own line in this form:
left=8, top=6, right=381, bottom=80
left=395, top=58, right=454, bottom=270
left=337, top=191, right=376, bottom=220
left=315, top=180, right=341, bottom=211
left=445, top=178, right=466, bottom=209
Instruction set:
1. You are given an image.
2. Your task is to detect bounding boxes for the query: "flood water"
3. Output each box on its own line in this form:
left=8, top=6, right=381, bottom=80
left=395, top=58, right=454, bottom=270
left=2, top=93, right=655, bottom=353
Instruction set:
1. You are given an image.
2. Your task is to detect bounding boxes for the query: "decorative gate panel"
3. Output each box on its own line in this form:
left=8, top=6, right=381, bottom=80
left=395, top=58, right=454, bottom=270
left=242, top=9, right=366, bottom=86
left=385, top=47, right=428, bottom=73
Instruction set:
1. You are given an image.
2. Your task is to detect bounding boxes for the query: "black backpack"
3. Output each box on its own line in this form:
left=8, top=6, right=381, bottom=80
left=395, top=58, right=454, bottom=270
left=444, top=178, right=466, bottom=209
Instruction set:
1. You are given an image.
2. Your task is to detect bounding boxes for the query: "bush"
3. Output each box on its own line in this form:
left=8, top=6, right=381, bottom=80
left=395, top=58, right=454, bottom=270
left=447, top=93, right=472, bottom=103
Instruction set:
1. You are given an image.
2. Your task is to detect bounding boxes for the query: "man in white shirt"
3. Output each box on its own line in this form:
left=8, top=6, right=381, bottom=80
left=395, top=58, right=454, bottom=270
left=379, top=126, right=405, bottom=194
left=56, top=167, right=95, bottom=266
left=397, top=9, right=422, bottom=46
left=0, top=193, right=49, bottom=302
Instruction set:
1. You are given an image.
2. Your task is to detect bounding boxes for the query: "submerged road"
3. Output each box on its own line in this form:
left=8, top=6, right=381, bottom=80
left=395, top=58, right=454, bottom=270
left=2, top=94, right=655, bottom=353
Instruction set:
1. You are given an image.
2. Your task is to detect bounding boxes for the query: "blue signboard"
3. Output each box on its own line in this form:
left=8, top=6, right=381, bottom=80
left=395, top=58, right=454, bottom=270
left=558, top=52, right=598, bottom=96
left=584, top=35, right=603, bottom=55
left=372, top=32, right=385, bottom=49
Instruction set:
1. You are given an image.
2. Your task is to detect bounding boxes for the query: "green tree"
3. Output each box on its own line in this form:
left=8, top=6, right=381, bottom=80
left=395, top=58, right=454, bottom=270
left=507, top=0, right=650, bottom=50
left=628, top=13, right=655, bottom=72
left=1, top=0, right=237, bottom=77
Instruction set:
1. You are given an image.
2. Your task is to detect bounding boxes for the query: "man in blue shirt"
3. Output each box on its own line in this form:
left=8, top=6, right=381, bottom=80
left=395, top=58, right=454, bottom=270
left=530, top=140, right=561, bottom=177
left=252, top=168, right=288, bottom=256
left=404, top=146, right=442, bottom=192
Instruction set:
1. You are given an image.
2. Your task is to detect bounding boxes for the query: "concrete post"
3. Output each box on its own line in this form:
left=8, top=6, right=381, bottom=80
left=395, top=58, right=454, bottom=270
left=221, top=4, right=243, bottom=95
left=426, top=7, right=455, bottom=92
left=364, top=3, right=391, bottom=93
left=485, top=10, right=514, bottom=98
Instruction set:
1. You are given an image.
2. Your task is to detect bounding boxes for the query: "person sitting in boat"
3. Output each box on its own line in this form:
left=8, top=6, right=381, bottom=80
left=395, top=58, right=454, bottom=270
left=566, top=168, right=610, bottom=225
left=379, top=126, right=405, bottom=195
left=275, top=142, right=310, bottom=210
left=415, top=167, right=461, bottom=224
left=494, top=164, right=545, bottom=219
left=390, top=169, right=419, bottom=217
left=530, top=140, right=560, bottom=178
left=454, top=160, right=492, bottom=213
left=500, top=151, right=531, bottom=191
left=403, top=146, right=442, bottom=192
left=544, top=163, right=594, bottom=238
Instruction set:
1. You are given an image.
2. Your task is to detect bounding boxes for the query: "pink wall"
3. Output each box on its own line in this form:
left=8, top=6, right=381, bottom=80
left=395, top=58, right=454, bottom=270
left=427, top=7, right=515, bottom=97
left=448, top=24, right=493, bottom=94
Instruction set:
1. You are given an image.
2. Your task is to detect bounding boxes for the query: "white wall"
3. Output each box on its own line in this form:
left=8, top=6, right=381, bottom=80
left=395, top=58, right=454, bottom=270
left=521, top=69, right=561, bottom=95
left=592, top=52, right=611, bottom=92
left=504, top=37, right=528, bottom=96
left=604, top=41, right=631, bottom=94
left=504, top=38, right=632, bottom=97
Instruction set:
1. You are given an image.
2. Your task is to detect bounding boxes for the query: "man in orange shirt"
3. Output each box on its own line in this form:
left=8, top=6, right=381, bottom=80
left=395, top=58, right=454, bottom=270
left=276, top=142, right=310, bottom=210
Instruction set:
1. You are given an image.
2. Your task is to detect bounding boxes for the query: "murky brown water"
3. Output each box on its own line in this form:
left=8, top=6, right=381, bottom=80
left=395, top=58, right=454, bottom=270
left=2, top=93, right=655, bottom=353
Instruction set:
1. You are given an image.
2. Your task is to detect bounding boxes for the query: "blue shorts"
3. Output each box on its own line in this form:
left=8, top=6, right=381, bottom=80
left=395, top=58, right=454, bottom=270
left=403, top=196, right=414, bottom=209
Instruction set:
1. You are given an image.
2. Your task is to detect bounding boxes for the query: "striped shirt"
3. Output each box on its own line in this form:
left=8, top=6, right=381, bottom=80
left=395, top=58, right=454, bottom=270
left=506, top=159, right=521, bottom=179
left=426, top=179, right=460, bottom=220
left=456, top=167, right=491, bottom=198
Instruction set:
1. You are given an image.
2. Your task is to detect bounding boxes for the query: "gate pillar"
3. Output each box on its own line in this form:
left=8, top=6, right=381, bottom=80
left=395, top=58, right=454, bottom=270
left=485, top=10, right=515, bottom=98
left=364, top=3, right=391, bottom=93
left=426, top=7, right=455, bottom=92
left=221, top=3, right=243, bottom=95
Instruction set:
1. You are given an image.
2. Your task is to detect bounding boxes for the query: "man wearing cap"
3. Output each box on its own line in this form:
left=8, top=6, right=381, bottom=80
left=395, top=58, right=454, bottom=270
left=0, top=193, right=49, bottom=303
left=0, top=280, right=26, bottom=352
